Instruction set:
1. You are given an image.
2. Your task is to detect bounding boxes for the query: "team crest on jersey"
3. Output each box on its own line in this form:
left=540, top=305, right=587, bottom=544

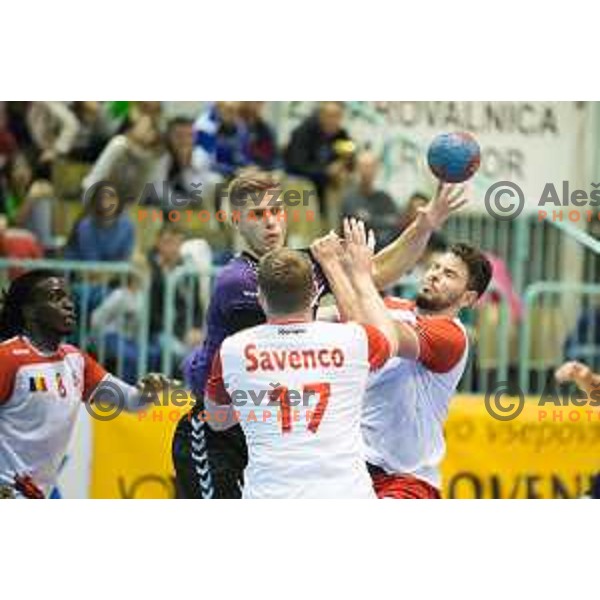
left=29, top=376, right=48, bottom=392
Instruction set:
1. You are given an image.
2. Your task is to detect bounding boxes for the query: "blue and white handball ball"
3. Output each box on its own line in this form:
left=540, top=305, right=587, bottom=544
left=427, top=132, right=481, bottom=183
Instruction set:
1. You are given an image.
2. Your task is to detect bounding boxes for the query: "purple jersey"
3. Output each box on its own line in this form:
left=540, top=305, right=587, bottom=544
left=183, top=250, right=329, bottom=397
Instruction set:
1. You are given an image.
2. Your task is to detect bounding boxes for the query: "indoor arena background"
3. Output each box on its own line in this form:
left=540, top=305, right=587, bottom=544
left=1, top=101, right=599, bottom=498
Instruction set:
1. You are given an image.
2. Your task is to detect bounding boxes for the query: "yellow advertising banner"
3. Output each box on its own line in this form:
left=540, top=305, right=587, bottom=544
left=90, top=395, right=600, bottom=499
left=90, top=404, right=189, bottom=499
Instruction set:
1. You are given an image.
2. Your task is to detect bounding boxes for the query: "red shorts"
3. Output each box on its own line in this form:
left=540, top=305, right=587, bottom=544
left=370, top=471, right=441, bottom=499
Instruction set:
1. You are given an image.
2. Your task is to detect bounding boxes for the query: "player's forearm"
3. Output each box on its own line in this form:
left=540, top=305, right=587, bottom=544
left=319, top=260, right=362, bottom=322
left=372, top=219, right=433, bottom=289
left=350, top=272, right=399, bottom=355
left=90, top=374, right=150, bottom=412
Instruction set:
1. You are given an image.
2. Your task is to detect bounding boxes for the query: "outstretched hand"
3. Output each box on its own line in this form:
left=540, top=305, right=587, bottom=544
left=555, top=361, right=595, bottom=389
left=137, top=372, right=177, bottom=393
left=415, top=183, right=469, bottom=231
left=342, top=218, right=376, bottom=278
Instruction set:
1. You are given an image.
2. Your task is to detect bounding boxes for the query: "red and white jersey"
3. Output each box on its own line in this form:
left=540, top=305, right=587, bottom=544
left=362, top=299, right=468, bottom=490
left=206, top=320, right=390, bottom=498
left=0, top=336, right=107, bottom=497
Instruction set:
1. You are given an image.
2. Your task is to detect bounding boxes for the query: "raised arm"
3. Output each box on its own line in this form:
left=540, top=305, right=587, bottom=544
left=343, top=218, right=418, bottom=359
left=310, top=231, right=361, bottom=323
left=372, top=183, right=468, bottom=289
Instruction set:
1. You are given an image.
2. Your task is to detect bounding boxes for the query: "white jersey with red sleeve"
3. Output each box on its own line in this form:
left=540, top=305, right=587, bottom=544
left=205, top=320, right=390, bottom=499
left=361, top=298, right=469, bottom=490
left=0, top=336, right=107, bottom=497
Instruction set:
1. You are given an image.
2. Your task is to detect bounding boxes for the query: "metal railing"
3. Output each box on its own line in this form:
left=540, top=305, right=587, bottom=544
left=519, top=282, right=600, bottom=394
left=1, top=236, right=598, bottom=395
left=161, top=262, right=216, bottom=377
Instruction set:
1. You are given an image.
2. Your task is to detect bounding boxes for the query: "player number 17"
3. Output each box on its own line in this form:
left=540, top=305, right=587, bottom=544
left=269, top=383, right=331, bottom=434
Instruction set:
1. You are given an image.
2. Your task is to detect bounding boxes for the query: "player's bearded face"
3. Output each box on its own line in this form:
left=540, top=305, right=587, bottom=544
left=30, top=278, right=77, bottom=336
left=416, top=253, right=470, bottom=312
left=239, top=200, right=286, bottom=257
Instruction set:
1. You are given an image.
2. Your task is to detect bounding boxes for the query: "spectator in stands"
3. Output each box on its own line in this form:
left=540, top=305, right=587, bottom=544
left=90, top=255, right=162, bottom=384
left=90, top=224, right=204, bottom=382
left=83, top=114, right=164, bottom=205
left=150, top=116, right=222, bottom=211
left=1, top=153, right=32, bottom=223
left=194, top=102, right=250, bottom=179
left=131, top=101, right=164, bottom=131
left=69, top=102, right=114, bottom=163
left=340, top=150, right=399, bottom=251
left=147, top=223, right=203, bottom=371
left=284, top=101, right=354, bottom=218
left=563, top=308, right=600, bottom=373
left=26, top=102, right=80, bottom=179
left=65, top=181, right=135, bottom=262
left=238, top=102, right=278, bottom=170
left=479, top=252, right=523, bottom=325
left=4, top=102, right=32, bottom=153
left=0, top=212, right=44, bottom=279
left=0, top=102, right=18, bottom=174
left=3, top=153, right=56, bottom=250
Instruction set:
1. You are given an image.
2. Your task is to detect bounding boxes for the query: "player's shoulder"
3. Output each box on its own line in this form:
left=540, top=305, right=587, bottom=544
left=416, top=313, right=467, bottom=340
left=60, top=343, right=85, bottom=358
left=214, top=255, right=257, bottom=292
left=0, top=336, right=28, bottom=360
left=0, top=337, right=52, bottom=375
left=216, top=325, right=258, bottom=362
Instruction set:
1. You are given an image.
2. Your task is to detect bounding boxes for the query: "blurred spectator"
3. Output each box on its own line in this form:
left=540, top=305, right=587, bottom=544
left=479, top=253, right=524, bottom=325
left=194, top=102, right=250, bottom=179
left=90, top=255, right=162, bottom=384
left=3, top=153, right=56, bottom=249
left=150, top=116, right=222, bottom=210
left=26, top=102, right=80, bottom=178
left=69, top=102, right=114, bottom=163
left=147, top=223, right=203, bottom=369
left=340, top=150, right=399, bottom=251
left=90, top=225, right=204, bottom=382
left=284, top=101, right=354, bottom=217
left=131, top=101, right=164, bottom=129
left=65, top=182, right=135, bottom=262
left=4, top=102, right=32, bottom=152
left=563, top=309, right=600, bottom=373
left=148, top=222, right=202, bottom=354
left=0, top=102, right=18, bottom=174
left=1, top=153, right=32, bottom=222
left=83, top=114, right=164, bottom=205
left=0, top=212, right=44, bottom=279
left=238, top=102, right=278, bottom=170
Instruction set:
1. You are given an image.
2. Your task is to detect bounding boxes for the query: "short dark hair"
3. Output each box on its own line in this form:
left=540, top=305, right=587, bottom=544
left=449, top=243, right=492, bottom=298
left=258, top=249, right=314, bottom=315
left=0, top=270, right=61, bottom=340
